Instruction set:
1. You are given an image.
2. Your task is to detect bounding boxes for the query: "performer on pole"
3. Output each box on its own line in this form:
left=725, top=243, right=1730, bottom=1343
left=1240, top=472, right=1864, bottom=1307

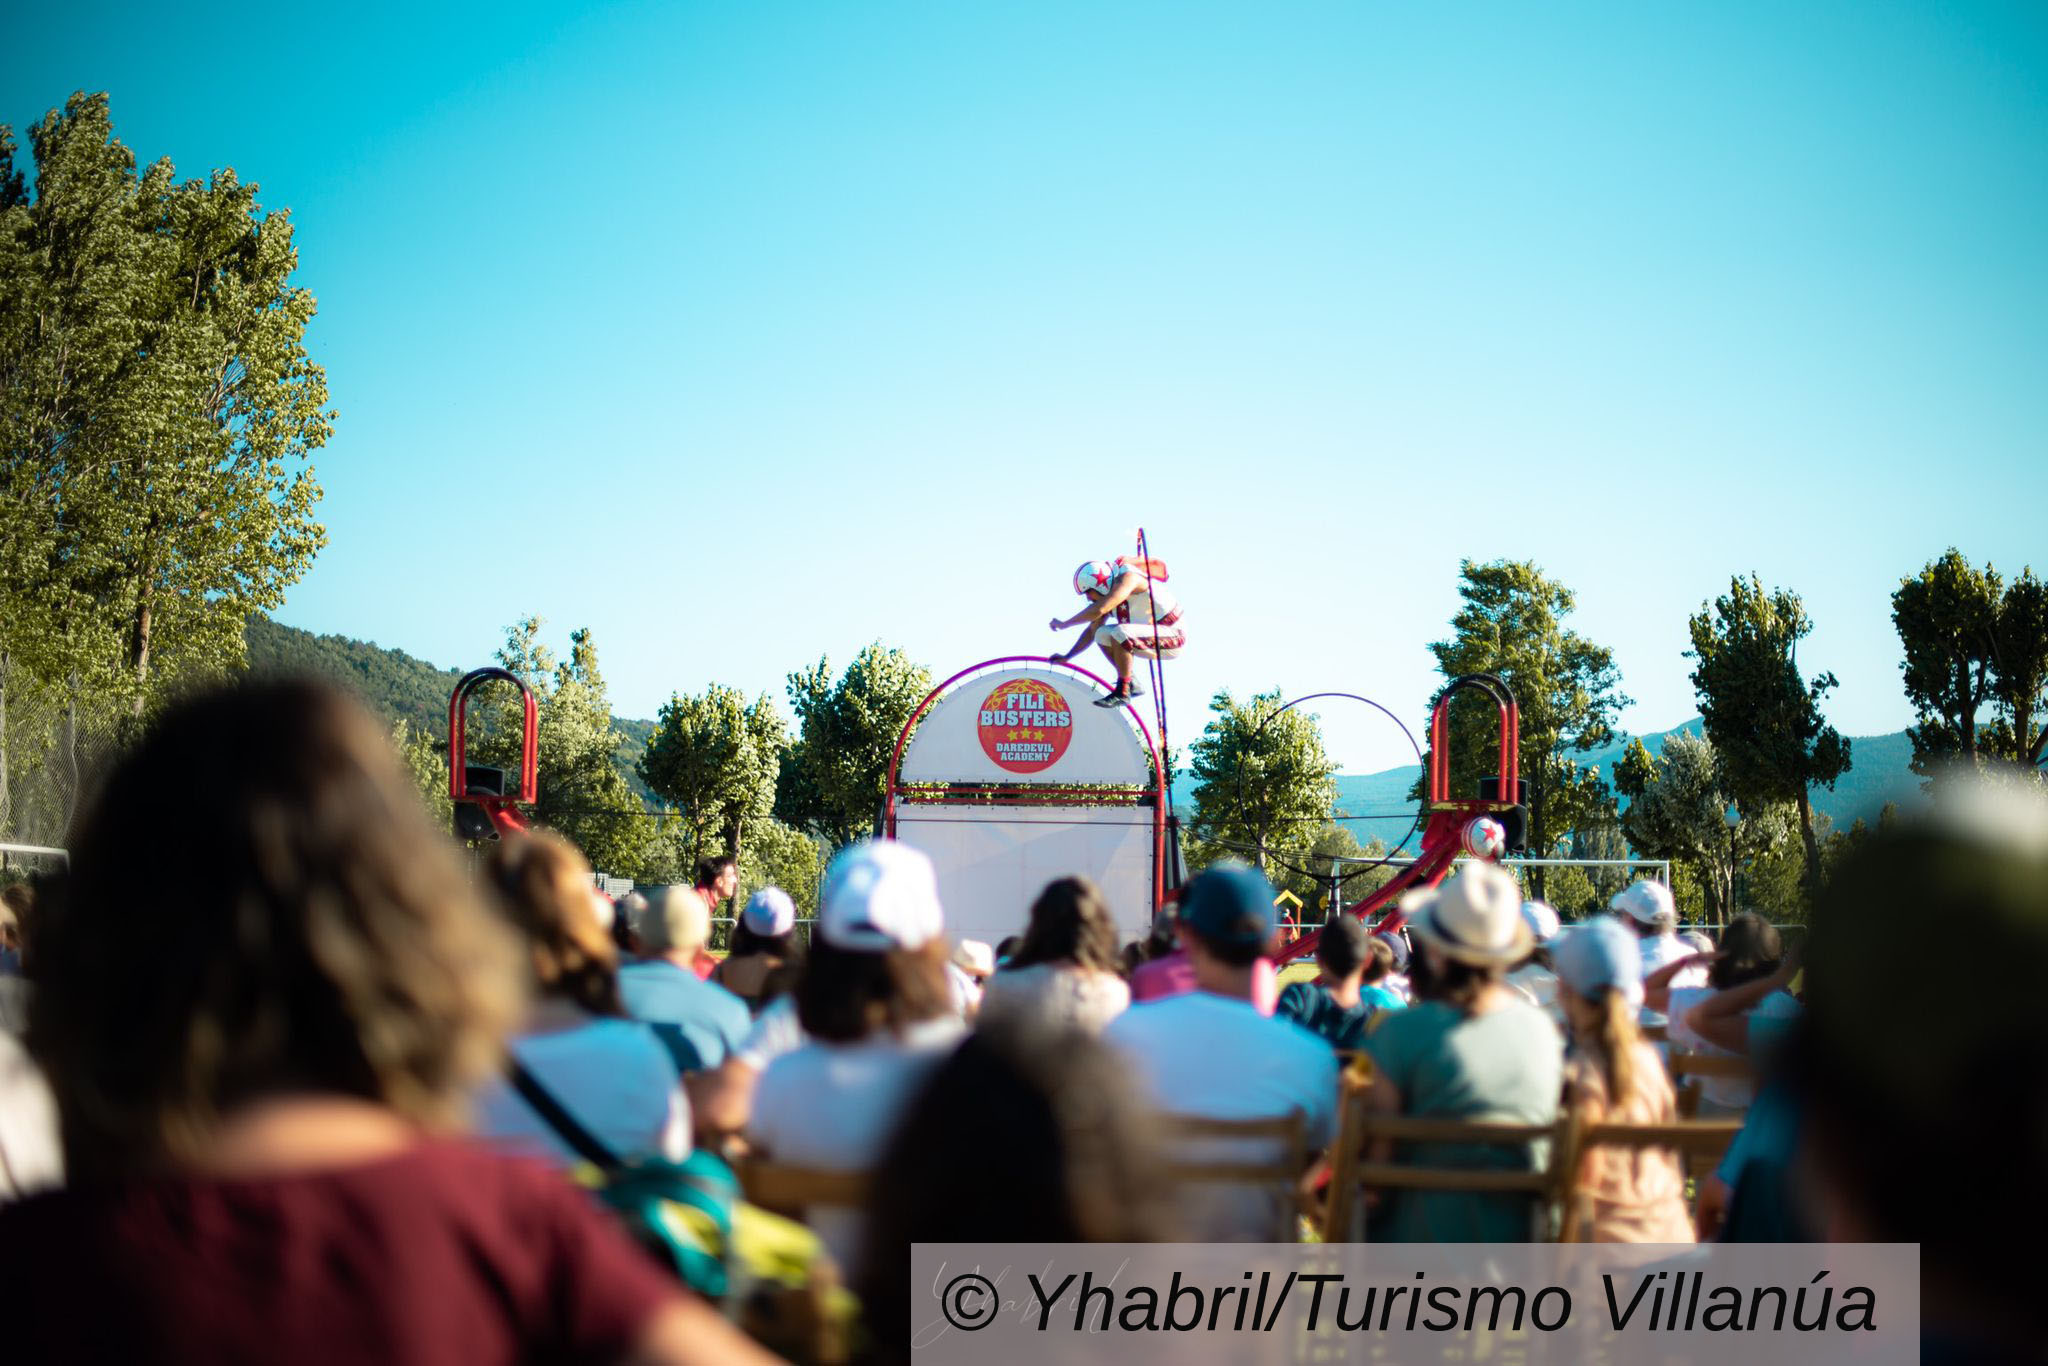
left=1049, top=557, right=1186, bottom=707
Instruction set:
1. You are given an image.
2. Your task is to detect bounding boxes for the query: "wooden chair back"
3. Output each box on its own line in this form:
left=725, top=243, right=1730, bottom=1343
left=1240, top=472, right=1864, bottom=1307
left=1158, top=1110, right=1311, bottom=1242
left=1555, top=1116, right=1744, bottom=1242
left=1666, top=1051, right=1758, bottom=1118
left=736, top=1157, right=869, bottom=1220
left=1322, top=1069, right=1569, bottom=1242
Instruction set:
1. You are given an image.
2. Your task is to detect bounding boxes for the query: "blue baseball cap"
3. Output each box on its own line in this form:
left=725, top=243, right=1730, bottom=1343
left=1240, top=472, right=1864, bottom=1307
left=1177, top=860, right=1278, bottom=948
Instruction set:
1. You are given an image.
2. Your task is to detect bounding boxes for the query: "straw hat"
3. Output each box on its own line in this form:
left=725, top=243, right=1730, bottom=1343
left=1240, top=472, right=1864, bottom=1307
left=1400, top=862, right=1533, bottom=968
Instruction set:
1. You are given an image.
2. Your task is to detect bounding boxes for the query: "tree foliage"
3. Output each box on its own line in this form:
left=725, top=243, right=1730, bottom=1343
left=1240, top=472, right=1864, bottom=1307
left=1687, top=575, right=1849, bottom=890
left=0, top=94, right=330, bottom=718
left=471, top=618, right=652, bottom=877
left=1187, top=689, right=1337, bottom=874
left=639, top=682, right=787, bottom=896
left=775, top=645, right=933, bottom=849
left=1614, top=732, right=1796, bottom=926
left=1418, top=560, right=1629, bottom=897
left=1893, top=549, right=2048, bottom=786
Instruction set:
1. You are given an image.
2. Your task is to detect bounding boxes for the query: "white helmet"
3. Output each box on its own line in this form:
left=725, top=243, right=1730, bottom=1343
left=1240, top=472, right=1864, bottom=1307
left=1074, top=560, right=1115, bottom=596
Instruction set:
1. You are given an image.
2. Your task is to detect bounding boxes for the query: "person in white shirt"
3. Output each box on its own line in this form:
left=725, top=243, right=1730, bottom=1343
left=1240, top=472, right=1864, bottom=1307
left=1609, top=880, right=1706, bottom=1029
left=1654, top=913, right=1800, bottom=1113
left=1105, top=860, right=1337, bottom=1240
left=1505, top=899, right=1565, bottom=1029
left=470, top=832, right=691, bottom=1166
left=979, top=876, right=1131, bottom=1034
left=747, top=841, right=967, bottom=1278
left=944, top=938, right=994, bottom=1018
left=0, top=1030, right=60, bottom=1202
left=1048, top=557, right=1186, bottom=707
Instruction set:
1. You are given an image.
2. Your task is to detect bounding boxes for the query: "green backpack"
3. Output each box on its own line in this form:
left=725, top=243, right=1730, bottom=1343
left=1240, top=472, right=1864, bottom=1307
left=508, top=1061, right=737, bottom=1297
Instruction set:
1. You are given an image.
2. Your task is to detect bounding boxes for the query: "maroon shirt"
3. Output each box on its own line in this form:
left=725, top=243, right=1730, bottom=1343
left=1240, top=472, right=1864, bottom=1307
left=0, top=1138, right=681, bottom=1366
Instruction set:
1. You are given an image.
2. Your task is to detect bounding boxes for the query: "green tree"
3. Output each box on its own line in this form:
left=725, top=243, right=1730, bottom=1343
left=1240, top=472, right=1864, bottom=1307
left=1987, top=570, right=2048, bottom=776
left=1614, top=731, right=1796, bottom=926
left=737, top=819, right=826, bottom=922
left=1892, top=550, right=2048, bottom=784
left=1186, top=689, right=1337, bottom=874
left=776, top=644, right=933, bottom=848
left=0, top=94, right=330, bottom=717
left=639, top=683, right=787, bottom=902
left=1418, top=560, right=1629, bottom=898
left=1687, top=575, right=1851, bottom=891
left=473, top=618, right=651, bottom=877
left=392, top=718, right=453, bottom=833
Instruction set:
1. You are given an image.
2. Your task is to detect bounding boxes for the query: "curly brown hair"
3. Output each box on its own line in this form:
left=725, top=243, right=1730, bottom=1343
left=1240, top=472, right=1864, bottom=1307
left=27, top=679, right=522, bottom=1181
left=487, top=831, right=622, bottom=1017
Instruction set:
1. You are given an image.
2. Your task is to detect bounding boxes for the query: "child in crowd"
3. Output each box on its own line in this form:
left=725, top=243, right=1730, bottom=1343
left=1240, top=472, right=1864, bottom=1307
left=712, top=887, right=804, bottom=1011
left=1552, top=919, right=1694, bottom=1243
left=979, top=876, right=1130, bottom=1034
left=1275, top=916, right=1383, bottom=1051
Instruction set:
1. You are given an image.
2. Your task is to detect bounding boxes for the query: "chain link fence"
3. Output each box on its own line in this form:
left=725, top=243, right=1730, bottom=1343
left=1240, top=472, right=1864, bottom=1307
left=0, top=677, right=129, bottom=858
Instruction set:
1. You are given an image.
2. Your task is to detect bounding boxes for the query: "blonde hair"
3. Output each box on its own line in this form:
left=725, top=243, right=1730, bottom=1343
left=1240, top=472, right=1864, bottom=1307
left=640, top=885, right=711, bottom=957
left=1576, top=987, right=1643, bottom=1105
left=487, top=832, right=621, bottom=1016
left=30, top=680, right=523, bottom=1181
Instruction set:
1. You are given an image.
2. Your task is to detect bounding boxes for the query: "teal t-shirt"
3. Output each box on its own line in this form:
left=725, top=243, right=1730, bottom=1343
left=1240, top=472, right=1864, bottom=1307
left=1275, top=982, right=1375, bottom=1051
left=1362, top=998, right=1564, bottom=1242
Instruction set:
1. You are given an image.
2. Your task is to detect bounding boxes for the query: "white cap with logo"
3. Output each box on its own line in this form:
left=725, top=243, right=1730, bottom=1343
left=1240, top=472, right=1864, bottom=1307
left=818, top=840, right=945, bottom=952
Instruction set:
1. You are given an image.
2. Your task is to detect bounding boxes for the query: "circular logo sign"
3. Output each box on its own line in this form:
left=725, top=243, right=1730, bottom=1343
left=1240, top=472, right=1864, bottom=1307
left=976, top=678, right=1075, bottom=774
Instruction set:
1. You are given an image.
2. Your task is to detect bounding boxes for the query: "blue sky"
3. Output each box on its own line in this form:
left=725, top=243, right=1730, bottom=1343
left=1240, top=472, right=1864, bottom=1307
left=10, top=1, right=2046, bottom=772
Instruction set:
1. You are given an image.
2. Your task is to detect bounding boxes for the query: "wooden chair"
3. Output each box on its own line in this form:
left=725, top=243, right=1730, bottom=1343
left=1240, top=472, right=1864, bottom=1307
left=1666, top=1051, right=1758, bottom=1119
left=1554, top=1117, right=1744, bottom=1241
left=735, top=1157, right=869, bottom=1221
left=1158, top=1111, right=1311, bottom=1242
left=1322, top=1069, right=1570, bottom=1243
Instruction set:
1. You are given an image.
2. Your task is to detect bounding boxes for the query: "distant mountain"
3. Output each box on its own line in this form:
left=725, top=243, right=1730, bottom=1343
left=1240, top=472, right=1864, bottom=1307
left=244, top=615, right=659, bottom=799
left=1172, top=717, right=1922, bottom=839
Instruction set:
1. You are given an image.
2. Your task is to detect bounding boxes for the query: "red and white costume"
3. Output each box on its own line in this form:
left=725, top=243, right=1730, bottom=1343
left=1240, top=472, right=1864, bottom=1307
left=1094, top=562, right=1186, bottom=659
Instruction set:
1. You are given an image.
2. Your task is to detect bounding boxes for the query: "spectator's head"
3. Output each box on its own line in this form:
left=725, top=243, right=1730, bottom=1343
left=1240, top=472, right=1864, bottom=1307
left=28, top=680, right=521, bottom=1182
left=1361, top=934, right=1396, bottom=985
left=694, top=855, right=738, bottom=902
left=994, top=935, right=1023, bottom=966
left=1707, top=911, right=1783, bottom=990
left=1609, top=879, right=1677, bottom=938
left=1315, top=915, right=1372, bottom=985
left=1008, top=876, right=1121, bottom=974
left=1552, top=917, right=1647, bottom=1098
left=730, top=885, right=802, bottom=961
left=1400, top=862, right=1532, bottom=1012
left=1786, top=783, right=2048, bottom=1347
left=1517, top=898, right=1562, bottom=971
left=611, top=890, right=647, bottom=957
left=796, top=840, right=951, bottom=1043
left=1175, top=861, right=1277, bottom=971
left=1678, top=928, right=1715, bottom=955
left=639, top=885, right=712, bottom=962
left=1375, top=927, right=1411, bottom=975
left=487, top=832, right=622, bottom=1017
left=1143, top=906, right=1180, bottom=959
left=0, top=881, right=31, bottom=960
left=858, top=1021, right=1177, bottom=1359
left=951, top=939, right=995, bottom=982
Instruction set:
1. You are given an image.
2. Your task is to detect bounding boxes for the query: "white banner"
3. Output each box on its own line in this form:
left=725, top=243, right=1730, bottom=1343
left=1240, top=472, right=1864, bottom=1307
left=891, top=805, right=1158, bottom=946
left=899, top=669, right=1154, bottom=786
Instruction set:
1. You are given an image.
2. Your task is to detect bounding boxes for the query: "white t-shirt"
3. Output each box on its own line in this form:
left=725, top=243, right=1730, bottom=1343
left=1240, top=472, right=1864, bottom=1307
left=1667, top=986, right=1801, bottom=1111
left=1104, top=991, right=1338, bottom=1240
left=979, top=963, right=1131, bottom=1034
left=473, top=1014, right=690, bottom=1166
left=0, top=1030, right=61, bottom=1203
left=735, top=995, right=808, bottom=1071
left=1635, top=931, right=1707, bottom=1029
left=1505, top=963, right=1563, bottom=1030
left=748, top=1017, right=967, bottom=1276
left=944, top=961, right=982, bottom=1016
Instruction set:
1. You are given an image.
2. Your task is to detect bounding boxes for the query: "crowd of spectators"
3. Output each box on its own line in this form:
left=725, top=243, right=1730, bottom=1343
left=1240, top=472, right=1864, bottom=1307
left=0, top=676, right=2039, bottom=1364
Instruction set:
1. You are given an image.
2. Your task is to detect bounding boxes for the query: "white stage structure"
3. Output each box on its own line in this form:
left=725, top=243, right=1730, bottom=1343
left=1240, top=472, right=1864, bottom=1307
left=885, top=657, right=1168, bottom=948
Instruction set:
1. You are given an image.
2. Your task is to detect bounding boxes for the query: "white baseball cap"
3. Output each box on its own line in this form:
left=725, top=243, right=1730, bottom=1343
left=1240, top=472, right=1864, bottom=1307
left=742, top=886, right=797, bottom=938
left=1400, top=862, right=1533, bottom=967
left=951, top=938, right=995, bottom=978
left=1610, top=879, right=1677, bottom=928
left=1519, top=899, right=1562, bottom=946
left=818, top=840, right=944, bottom=952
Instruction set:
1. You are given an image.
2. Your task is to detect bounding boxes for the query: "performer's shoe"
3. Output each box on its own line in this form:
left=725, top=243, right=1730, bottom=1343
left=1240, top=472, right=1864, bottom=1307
left=1093, top=681, right=1144, bottom=707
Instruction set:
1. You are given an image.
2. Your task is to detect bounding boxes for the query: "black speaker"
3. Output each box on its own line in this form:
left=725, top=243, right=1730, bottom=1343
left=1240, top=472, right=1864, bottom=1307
left=455, top=764, right=509, bottom=841
left=1478, top=776, right=1529, bottom=853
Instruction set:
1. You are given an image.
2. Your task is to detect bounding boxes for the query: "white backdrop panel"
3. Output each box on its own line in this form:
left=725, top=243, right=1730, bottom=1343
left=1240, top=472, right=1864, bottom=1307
left=899, top=668, right=1152, bottom=785
left=891, top=805, right=1157, bottom=948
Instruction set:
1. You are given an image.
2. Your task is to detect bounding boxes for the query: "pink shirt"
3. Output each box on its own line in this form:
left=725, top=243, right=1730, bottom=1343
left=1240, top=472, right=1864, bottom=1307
left=1128, top=951, right=1278, bottom=1016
